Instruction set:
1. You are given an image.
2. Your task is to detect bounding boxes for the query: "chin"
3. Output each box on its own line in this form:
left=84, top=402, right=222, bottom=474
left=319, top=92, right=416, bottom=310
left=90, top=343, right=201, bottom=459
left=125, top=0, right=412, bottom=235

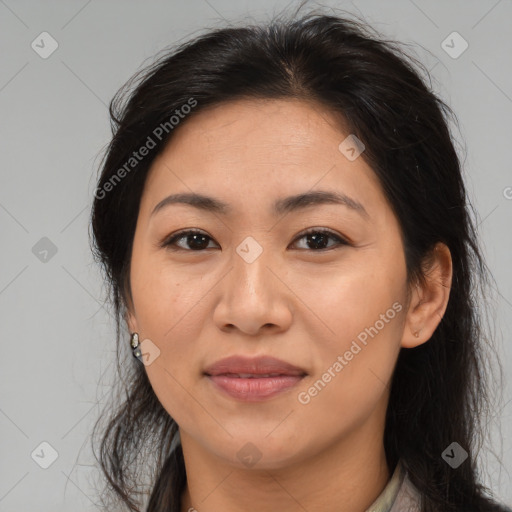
left=204, top=432, right=310, bottom=471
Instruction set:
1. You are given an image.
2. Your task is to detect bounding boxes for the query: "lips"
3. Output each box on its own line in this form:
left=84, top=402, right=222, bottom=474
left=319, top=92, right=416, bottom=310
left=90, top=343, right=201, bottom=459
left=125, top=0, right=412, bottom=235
left=204, top=355, right=307, bottom=401
left=221, top=373, right=287, bottom=378
left=203, top=355, right=307, bottom=377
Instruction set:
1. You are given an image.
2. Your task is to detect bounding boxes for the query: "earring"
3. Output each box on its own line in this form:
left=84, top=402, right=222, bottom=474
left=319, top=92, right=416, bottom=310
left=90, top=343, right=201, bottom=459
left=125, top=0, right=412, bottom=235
left=130, top=332, right=143, bottom=362
left=414, top=330, right=420, bottom=338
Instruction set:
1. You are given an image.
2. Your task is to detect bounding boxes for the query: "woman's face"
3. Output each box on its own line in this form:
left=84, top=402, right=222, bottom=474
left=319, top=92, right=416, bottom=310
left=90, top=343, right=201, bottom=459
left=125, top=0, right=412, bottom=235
left=126, top=98, right=415, bottom=469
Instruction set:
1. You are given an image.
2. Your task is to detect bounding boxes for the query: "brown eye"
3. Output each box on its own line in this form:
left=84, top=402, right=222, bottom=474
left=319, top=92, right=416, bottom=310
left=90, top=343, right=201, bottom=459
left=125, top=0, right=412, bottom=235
left=162, top=230, right=218, bottom=251
left=290, top=228, right=349, bottom=251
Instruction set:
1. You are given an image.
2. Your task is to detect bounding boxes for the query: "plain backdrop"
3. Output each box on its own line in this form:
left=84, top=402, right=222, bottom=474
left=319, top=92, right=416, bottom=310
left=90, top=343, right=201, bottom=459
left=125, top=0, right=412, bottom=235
left=0, top=0, right=511, bottom=510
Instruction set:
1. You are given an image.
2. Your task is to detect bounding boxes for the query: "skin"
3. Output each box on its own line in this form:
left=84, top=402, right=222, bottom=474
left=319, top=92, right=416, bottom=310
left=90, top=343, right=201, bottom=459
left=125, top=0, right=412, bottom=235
left=126, top=98, right=452, bottom=512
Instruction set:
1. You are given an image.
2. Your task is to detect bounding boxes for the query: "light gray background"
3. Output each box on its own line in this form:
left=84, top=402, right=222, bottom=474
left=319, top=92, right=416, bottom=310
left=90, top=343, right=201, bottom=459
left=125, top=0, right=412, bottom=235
left=1, top=0, right=511, bottom=510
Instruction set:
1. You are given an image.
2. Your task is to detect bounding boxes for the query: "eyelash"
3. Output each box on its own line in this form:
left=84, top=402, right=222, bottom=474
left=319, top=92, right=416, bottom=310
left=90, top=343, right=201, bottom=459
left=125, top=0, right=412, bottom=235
left=161, top=228, right=350, bottom=252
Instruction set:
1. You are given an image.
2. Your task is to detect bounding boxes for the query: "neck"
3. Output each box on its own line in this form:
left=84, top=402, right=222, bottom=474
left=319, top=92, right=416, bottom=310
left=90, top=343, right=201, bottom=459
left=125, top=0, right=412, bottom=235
left=179, top=416, right=391, bottom=512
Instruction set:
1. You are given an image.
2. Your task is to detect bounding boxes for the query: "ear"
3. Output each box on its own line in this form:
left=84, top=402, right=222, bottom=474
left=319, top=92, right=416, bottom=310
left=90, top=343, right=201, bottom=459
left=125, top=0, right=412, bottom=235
left=124, top=290, right=139, bottom=334
left=125, top=307, right=138, bottom=335
left=123, top=276, right=138, bottom=334
left=401, top=242, right=452, bottom=348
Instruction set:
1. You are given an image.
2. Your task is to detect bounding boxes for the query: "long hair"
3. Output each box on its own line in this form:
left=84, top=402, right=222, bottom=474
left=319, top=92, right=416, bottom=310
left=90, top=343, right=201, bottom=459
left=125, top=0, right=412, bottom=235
left=90, top=6, right=506, bottom=511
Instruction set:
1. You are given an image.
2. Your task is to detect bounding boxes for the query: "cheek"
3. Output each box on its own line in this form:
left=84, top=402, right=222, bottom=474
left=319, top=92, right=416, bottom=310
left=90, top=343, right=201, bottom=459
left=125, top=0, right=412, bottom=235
left=289, top=254, right=405, bottom=344
left=294, top=314, right=402, bottom=445
left=292, top=264, right=405, bottom=415
left=141, top=312, right=205, bottom=429
left=130, top=250, right=214, bottom=402
left=130, top=248, right=205, bottom=338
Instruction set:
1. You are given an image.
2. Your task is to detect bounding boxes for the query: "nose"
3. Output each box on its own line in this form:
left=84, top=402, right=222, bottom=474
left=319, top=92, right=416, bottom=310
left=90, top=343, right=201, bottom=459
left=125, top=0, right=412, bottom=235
left=212, top=244, right=293, bottom=336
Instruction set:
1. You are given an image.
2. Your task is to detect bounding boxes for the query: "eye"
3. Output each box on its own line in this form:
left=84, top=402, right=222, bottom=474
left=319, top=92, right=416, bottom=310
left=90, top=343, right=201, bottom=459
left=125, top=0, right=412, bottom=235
left=161, top=228, right=349, bottom=252
left=161, top=229, right=218, bottom=251
left=290, top=228, right=350, bottom=251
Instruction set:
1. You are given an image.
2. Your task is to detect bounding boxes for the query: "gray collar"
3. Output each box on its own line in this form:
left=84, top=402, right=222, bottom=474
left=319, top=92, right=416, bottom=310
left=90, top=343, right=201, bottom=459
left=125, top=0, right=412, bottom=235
left=365, top=460, right=422, bottom=512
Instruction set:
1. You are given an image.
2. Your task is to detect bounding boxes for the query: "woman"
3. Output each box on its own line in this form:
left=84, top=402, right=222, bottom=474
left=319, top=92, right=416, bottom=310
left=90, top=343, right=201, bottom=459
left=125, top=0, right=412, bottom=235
left=90, top=7, right=511, bottom=512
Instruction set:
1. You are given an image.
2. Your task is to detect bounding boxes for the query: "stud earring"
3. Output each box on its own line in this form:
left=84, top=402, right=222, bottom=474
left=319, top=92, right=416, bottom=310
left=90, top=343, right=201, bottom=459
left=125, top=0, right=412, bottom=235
left=414, top=330, right=420, bottom=338
left=130, top=332, right=143, bottom=362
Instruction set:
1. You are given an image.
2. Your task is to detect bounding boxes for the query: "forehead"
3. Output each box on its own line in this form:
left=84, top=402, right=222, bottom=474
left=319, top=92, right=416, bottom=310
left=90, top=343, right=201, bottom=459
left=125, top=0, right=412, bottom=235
left=168, top=98, right=348, bottom=161
left=141, top=98, right=385, bottom=219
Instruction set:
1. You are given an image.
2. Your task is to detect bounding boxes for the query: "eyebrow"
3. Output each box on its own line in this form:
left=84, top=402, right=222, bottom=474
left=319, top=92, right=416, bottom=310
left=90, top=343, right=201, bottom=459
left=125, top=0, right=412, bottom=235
left=150, top=190, right=369, bottom=219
